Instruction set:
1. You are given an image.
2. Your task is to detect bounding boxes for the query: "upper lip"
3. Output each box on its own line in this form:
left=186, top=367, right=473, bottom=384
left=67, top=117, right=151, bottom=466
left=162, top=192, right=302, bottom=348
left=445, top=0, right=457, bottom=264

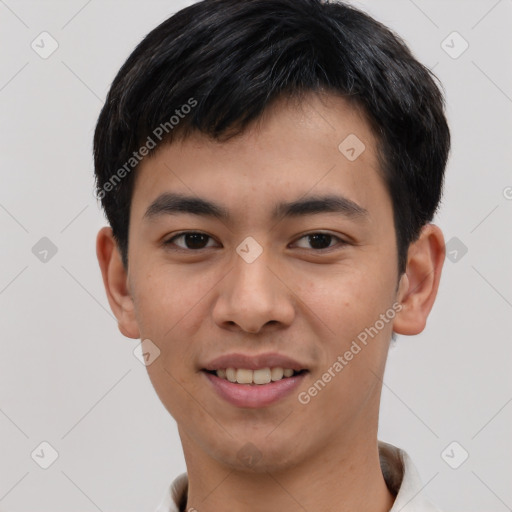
left=202, top=352, right=308, bottom=372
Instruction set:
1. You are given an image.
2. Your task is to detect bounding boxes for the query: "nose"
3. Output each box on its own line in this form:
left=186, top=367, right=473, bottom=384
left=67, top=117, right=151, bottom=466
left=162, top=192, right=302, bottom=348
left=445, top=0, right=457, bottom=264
left=212, top=250, right=295, bottom=334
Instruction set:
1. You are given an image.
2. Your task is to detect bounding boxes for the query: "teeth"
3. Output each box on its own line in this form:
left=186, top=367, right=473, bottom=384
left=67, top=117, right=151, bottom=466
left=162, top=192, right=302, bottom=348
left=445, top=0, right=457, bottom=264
left=214, top=367, right=299, bottom=385
left=253, top=368, right=271, bottom=384
left=270, top=367, right=284, bottom=381
left=236, top=369, right=253, bottom=384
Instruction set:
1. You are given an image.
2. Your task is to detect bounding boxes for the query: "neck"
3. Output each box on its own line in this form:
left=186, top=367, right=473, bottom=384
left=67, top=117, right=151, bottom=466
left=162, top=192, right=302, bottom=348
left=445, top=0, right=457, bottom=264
left=179, top=432, right=395, bottom=512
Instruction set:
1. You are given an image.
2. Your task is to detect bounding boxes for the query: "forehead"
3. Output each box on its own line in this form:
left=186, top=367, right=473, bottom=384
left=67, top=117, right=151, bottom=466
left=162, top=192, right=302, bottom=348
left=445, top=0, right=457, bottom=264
left=130, top=92, right=389, bottom=224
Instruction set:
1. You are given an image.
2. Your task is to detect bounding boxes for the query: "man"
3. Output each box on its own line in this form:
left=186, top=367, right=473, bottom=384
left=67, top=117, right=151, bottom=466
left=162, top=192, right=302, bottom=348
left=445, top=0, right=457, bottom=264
left=94, top=0, right=450, bottom=510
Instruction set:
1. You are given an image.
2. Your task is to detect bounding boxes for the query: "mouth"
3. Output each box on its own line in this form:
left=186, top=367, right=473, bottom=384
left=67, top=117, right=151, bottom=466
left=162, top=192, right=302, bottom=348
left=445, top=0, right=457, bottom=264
left=201, top=367, right=309, bottom=408
left=202, top=367, right=308, bottom=385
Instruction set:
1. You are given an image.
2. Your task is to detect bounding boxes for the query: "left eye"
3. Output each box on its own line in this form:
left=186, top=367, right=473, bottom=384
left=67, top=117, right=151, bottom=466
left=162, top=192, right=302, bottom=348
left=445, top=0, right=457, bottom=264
left=164, top=231, right=345, bottom=251
left=292, top=232, right=344, bottom=250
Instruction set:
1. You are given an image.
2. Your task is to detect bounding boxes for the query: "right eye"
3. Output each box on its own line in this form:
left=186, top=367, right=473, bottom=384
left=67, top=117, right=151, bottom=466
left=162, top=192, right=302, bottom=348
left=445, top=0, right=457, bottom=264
left=163, top=231, right=220, bottom=251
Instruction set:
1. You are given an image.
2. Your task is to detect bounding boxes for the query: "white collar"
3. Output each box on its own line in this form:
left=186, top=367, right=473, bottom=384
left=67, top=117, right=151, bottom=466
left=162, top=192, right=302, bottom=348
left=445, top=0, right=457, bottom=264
left=154, top=441, right=442, bottom=512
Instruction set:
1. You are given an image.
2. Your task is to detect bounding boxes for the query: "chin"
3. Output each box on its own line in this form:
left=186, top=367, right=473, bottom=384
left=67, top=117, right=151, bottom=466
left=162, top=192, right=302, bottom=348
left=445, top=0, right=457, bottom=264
left=208, top=435, right=305, bottom=474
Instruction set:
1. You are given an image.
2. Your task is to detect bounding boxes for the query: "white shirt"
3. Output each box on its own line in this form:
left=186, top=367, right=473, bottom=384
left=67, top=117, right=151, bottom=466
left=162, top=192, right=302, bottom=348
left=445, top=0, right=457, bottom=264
left=154, top=441, right=442, bottom=512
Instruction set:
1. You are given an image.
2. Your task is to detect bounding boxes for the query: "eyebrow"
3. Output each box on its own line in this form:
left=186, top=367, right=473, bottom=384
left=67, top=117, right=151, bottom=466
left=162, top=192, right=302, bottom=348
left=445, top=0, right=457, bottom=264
left=143, top=192, right=369, bottom=222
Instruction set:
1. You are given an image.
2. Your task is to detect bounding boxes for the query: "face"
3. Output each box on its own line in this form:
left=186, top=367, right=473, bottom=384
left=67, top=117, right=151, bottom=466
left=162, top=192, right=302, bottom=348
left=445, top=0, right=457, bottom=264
left=106, top=93, right=415, bottom=472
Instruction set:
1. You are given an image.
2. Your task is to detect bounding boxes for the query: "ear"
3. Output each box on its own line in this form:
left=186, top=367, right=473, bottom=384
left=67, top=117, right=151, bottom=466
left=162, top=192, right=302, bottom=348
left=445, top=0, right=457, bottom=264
left=393, top=224, right=445, bottom=336
left=96, top=226, right=140, bottom=339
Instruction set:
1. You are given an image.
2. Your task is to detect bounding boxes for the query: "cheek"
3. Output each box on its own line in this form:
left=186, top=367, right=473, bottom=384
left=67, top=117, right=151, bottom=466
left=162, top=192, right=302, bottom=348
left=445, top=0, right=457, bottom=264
left=132, top=265, right=226, bottom=388
left=133, top=264, right=214, bottom=337
left=295, top=269, right=394, bottom=434
left=135, top=269, right=209, bottom=420
left=304, top=263, right=394, bottom=343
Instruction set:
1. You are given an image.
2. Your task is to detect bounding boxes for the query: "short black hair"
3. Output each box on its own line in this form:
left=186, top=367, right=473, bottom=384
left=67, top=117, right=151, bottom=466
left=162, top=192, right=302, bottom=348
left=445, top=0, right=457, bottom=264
left=93, top=0, right=450, bottom=274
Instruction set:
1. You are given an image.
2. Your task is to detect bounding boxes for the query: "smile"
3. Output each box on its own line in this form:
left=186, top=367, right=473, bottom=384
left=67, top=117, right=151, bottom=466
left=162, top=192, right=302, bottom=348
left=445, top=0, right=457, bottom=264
left=206, top=367, right=305, bottom=385
left=202, top=369, right=308, bottom=408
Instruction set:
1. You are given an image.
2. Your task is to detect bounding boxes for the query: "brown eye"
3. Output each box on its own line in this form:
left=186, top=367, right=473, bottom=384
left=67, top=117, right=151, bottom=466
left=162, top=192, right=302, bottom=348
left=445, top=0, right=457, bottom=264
left=293, top=232, right=346, bottom=250
left=165, top=232, right=217, bottom=250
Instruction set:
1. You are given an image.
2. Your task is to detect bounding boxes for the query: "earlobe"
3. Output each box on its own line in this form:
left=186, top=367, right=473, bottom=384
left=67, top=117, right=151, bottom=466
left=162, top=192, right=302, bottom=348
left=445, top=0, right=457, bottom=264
left=392, top=224, right=445, bottom=336
left=96, top=227, right=140, bottom=339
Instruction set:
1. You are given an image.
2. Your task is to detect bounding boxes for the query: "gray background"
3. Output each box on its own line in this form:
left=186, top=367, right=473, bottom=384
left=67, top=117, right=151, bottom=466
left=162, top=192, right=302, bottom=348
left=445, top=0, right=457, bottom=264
left=0, top=0, right=511, bottom=510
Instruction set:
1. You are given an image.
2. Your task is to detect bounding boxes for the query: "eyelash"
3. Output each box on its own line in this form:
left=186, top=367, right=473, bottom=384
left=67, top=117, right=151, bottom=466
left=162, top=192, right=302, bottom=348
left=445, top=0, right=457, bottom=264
left=163, top=231, right=348, bottom=252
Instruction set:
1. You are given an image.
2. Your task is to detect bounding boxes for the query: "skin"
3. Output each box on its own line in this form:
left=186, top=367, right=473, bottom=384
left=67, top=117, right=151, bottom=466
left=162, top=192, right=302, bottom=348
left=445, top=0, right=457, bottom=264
left=97, top=92, right=445, bottom=512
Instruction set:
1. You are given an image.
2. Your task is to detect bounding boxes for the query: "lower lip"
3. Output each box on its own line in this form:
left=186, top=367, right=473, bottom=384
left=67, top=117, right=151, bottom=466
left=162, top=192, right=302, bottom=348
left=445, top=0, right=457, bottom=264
left=203, top=371, right=308, bottom=408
